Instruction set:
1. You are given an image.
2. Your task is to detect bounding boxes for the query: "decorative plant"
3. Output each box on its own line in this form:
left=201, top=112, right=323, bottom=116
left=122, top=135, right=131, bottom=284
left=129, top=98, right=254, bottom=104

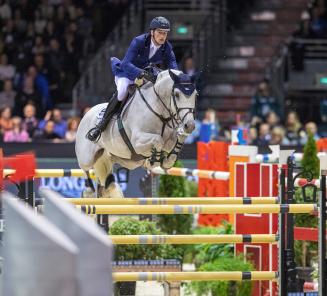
left=109, top=217, right=179, bottom=261
left=294, top=132, right=319, bottom=267
left=157, top=160, right=194, bottom=259
left=185, top=256, right=253, bottom=296
left=191, top=222, right=234, bottom=266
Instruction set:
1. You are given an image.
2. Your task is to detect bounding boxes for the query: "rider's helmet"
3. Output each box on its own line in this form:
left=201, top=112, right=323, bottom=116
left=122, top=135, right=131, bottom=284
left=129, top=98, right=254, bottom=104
left=149, top=16, right=170, bottom=32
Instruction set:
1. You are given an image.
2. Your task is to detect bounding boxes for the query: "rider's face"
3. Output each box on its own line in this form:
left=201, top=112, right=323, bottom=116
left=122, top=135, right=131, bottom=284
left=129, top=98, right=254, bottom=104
left=151, top=29, right=168, bottom=46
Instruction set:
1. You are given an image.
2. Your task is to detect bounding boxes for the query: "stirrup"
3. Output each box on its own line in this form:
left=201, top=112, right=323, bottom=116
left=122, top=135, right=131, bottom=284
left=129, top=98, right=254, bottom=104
left=86, top=126, right=102, bottom=143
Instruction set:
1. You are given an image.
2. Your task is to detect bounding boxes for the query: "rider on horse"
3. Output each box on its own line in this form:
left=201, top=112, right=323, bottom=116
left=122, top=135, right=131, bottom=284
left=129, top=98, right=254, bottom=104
left=87, top=16, right=179, bottom=142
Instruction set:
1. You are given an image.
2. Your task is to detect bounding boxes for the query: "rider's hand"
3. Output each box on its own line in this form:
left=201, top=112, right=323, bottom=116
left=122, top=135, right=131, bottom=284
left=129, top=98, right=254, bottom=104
left=140, top=70, right=156, bottom=84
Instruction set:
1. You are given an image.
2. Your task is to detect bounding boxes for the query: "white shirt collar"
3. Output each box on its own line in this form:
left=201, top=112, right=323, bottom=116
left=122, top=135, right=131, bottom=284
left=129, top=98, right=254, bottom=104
left=150, top=38, right=161, bottom=51
left=149, top=38, right=161, bottom=59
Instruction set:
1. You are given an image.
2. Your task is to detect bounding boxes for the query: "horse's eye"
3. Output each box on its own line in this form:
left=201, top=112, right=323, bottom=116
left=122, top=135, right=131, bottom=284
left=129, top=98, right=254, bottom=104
left=175, top=92, right=180, bottom=98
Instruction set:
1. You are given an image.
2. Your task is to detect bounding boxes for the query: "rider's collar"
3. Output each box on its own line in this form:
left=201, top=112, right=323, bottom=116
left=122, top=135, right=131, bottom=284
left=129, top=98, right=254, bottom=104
left=174, top=73, right=195, bottom=96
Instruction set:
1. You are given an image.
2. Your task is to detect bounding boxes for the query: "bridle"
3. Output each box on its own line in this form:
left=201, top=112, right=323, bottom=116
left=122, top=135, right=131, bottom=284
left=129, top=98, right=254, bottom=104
left=137, top=75, right=196, bottom=137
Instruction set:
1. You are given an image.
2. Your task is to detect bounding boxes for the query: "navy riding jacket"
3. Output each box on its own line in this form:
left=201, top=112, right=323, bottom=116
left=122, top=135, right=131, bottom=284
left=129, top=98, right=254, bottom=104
left=111, top=33, right=178, bottom=81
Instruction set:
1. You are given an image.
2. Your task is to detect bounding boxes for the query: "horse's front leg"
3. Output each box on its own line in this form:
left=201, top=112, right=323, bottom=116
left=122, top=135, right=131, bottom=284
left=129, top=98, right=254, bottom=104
left=131, top=131, right=163, bottom=168
left=161, top=136, right=186, bottom=169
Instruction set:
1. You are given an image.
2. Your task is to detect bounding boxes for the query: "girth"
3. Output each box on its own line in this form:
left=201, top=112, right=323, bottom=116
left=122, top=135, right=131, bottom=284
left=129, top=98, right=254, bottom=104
left=117, top=115, right=147, bottom=162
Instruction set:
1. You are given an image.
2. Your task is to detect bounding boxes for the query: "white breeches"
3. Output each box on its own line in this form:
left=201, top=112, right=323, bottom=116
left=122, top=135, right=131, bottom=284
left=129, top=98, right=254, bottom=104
left=115, top=76, right=134, bottom=101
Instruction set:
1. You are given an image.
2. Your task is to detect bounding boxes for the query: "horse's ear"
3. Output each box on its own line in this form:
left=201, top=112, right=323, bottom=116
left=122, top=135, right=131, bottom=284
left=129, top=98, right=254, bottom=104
left=168, top=69, right=179, bottom=83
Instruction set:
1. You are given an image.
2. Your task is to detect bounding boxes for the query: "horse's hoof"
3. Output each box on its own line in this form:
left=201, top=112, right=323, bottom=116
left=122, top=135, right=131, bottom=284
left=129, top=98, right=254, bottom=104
left=161, top=155, right=177, bottom=169
left=82, top=187, right=95, bottom=198
left=108, top=182, right=124, bottom=199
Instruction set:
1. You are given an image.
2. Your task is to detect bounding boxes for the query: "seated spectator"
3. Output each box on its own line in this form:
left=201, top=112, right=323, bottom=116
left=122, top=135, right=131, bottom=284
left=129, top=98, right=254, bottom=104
left=265, top=111, right=281, bottom=129
left=3, top=116, right=29, bottom=142
left=248, top=126, right=258, bottom=145
left=0, top=106, right=12, bottom=134
left=300, top=121, right=321, bottom=145
left=65, top=116, right=81, bottom=142
left=253, top=123, right=271, bottom=146
left=38, top=108, right=67, bottom=138
left=250, top=80, right=281, bottom=121
left=32, top=35, right=46, bottom=55
left=0, top=79, right=16, bottom=109
left=34, top=120, right=61, bottom=141
left=0, top=0, right=12, bottom=21
left=294, top=11, right=313, bottom=38
left=0, top=53, right=15, bottom=81
left=270, top=126, right=290, bottom=145
left=14, top=75, right=42, bottom=117
left=310, top=6, right=327, bottom=38
left=22, top=103, right=39, bottom=138
left=34, top=9, right=47, bottom=35
left=285, top=111, right=305, bottom=145
left=199, top=108, right=219, bottom=142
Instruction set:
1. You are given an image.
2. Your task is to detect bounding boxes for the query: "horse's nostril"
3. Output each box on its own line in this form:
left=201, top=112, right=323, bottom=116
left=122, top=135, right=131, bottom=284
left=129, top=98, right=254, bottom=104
left=185, top=121, right=195, bottom=133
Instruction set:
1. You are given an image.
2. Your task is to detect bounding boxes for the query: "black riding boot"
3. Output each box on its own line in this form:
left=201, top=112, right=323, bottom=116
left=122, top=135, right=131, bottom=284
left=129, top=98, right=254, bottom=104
left=86, top=92, right=121, bottom=142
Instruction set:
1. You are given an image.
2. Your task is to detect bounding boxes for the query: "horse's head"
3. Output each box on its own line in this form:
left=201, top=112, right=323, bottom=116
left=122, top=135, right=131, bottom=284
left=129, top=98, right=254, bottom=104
left=154, top=69, right=197, bottom=136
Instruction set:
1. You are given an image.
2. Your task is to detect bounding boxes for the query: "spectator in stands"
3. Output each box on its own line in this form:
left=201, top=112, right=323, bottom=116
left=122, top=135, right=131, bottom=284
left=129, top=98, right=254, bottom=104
left=0, top=0, right=12, bottom=21
left=22, top=103, right=39, bottom=138
left=34, top=119, right=61, bottom=141
left=300, top=121, right=321, bottom=145
left=285, top=111, right=305, bottom=145
left=14, top=75, right=42, bottom=117
left=27, top=64, right=51, bottom=113
left=0, top=79, right=16, bottom=109
left=250, top=80, right=281, bottom=121
left=2, top=19, right=17, bottom=60
left=81, top=106, right=91, bottom=117
left=199, top=108, right=219, bottom=142
left=34, top=9, right=47, bottom=35
left=0, top=53, right=15, bottom=81
left=3, top=116, right=29, bottom=142
left=13, top=9, right=27, bottom=37
left=294, top=11, right=313, bottom=38
left=310, top=6, right=327, bottom=38
left=181, top=56, right=204, bottom=96
left=265, top=111, right=281, bottom=129
left=253, top=123, right=271, bottom=146
left=248, top=126, right=258, bottom=145
left=32, top=35, right=46, bottom=55
left=0, top=106, right=12, bottom=135
left=38, top=108, right=67, bottom=138
left=65, top=116, right=81, bottom=142
left=269, top=126, right=290, bottom=145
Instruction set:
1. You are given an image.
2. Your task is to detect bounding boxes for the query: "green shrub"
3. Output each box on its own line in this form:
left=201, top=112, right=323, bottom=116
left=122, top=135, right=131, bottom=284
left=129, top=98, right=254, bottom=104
left=192, top=223, right=234, bottom=267
left=157, top=160, right=194, bottom=260
left=185, top=256, right=253, bottom=296
left=109, top=217, right=179, bottom=260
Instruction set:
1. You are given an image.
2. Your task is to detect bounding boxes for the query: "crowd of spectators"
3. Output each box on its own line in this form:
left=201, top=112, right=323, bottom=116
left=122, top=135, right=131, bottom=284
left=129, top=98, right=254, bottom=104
left=0, top=104, right=84, bottom=142
left=0, top=0, right=129, bottom=143
left=185, top=77, right=324, bottom=147
left=294, top=0, right=327, bottom=39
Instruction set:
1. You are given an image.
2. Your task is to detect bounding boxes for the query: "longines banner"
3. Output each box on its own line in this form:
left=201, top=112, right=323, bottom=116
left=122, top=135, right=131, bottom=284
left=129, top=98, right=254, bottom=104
left=35, top=161, right=147, bottom=198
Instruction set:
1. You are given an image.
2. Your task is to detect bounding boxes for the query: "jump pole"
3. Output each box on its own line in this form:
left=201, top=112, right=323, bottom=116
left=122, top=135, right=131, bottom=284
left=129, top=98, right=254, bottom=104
left=76, top=204, right=317, bottom=215
left=113, top=271, right=279, bottom=282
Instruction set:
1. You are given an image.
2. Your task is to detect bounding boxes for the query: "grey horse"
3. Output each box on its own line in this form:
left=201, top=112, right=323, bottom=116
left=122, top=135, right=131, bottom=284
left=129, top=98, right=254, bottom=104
left=75, top=69, right=197, bottom=198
